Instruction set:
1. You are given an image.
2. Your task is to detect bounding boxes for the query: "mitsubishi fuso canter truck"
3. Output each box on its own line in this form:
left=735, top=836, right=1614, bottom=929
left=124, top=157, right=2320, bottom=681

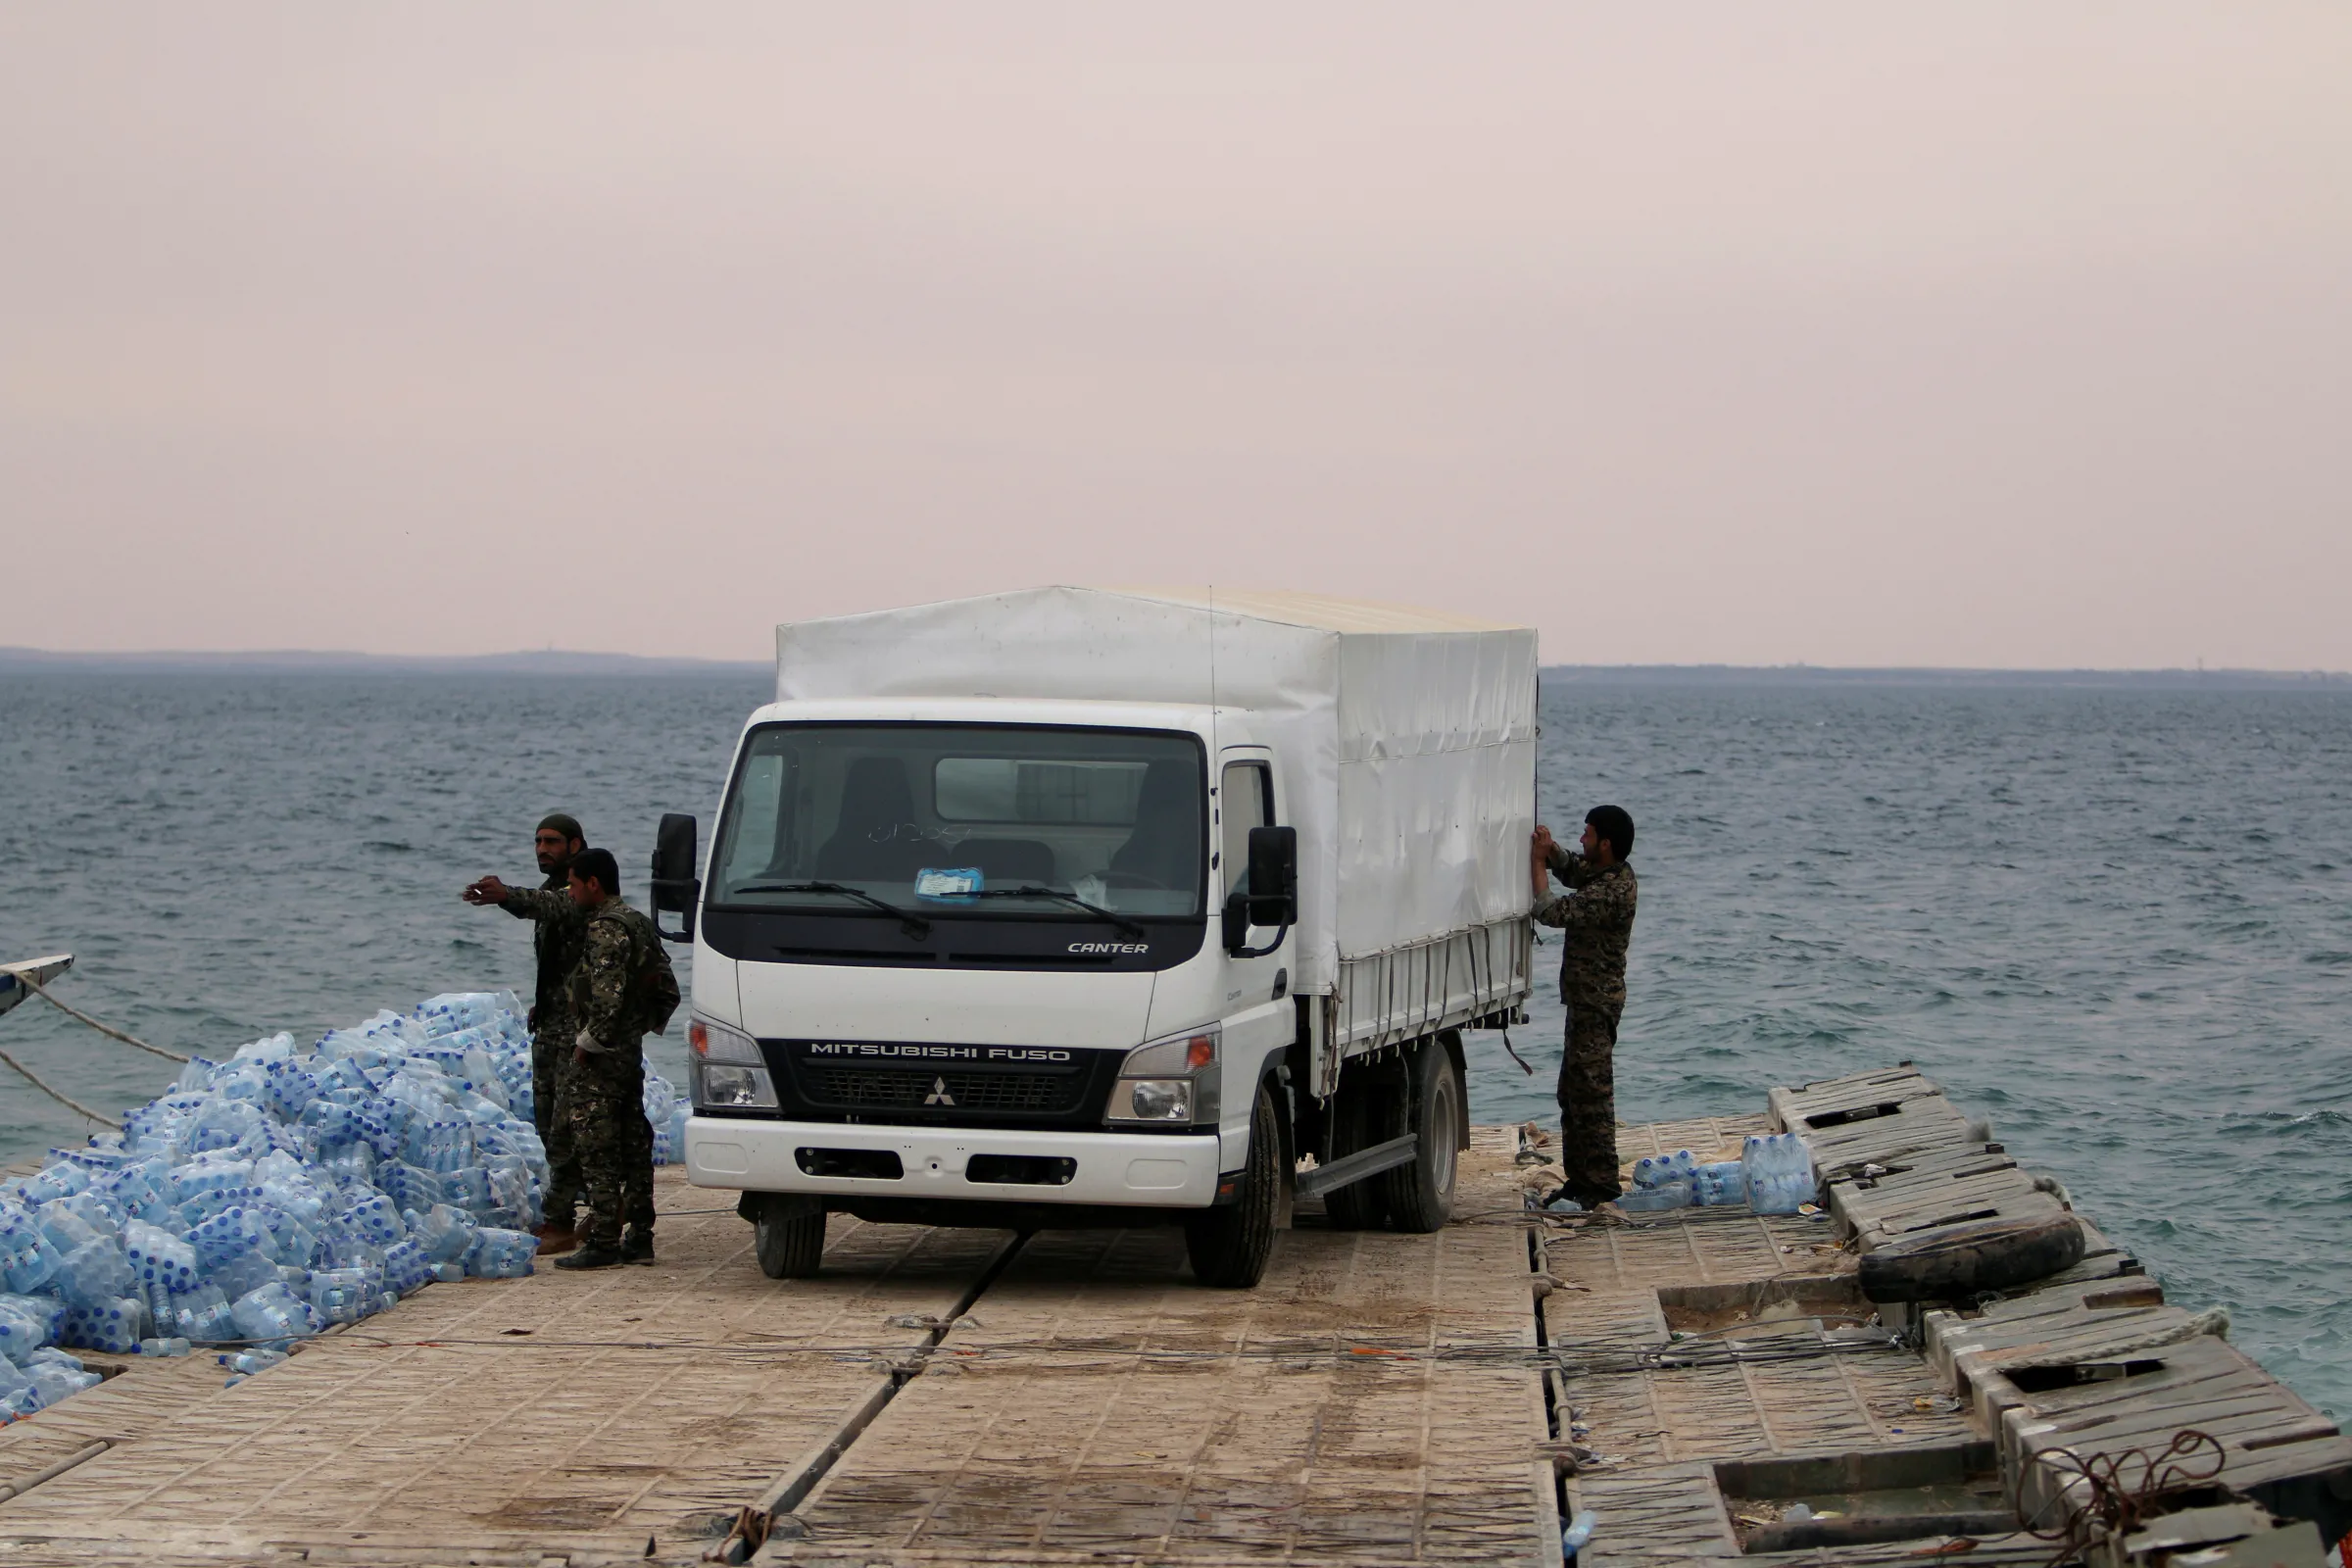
left=651, top=587, right=1536, bottom=1288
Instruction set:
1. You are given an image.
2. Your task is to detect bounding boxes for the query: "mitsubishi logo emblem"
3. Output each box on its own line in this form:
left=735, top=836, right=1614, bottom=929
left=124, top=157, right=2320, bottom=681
left=924, top=1076, right=956, bottom=1107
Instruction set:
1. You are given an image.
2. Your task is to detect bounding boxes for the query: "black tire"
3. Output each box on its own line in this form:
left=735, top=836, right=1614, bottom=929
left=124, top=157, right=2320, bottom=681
left=1321, top=1070, right=1399, bottom=1231
left=1379, top=1039, right=1463, bottom=1233
left=752, top=1196, right=827, bottom=1279
left=1858, top=1212, right=2085, bottom=1303
left=1185, top=1083, right=1283, bottom=1288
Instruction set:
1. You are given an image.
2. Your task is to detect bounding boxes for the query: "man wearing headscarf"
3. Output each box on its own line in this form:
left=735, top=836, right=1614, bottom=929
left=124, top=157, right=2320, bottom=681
left=462, top=811, right=590, bottom=1253
left=1531, top=806, right=1640, bottom=1210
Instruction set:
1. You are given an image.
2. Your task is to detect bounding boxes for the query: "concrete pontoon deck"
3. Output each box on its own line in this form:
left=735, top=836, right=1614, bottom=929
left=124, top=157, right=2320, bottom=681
left=2, top=1068, right=2345, bottom=1567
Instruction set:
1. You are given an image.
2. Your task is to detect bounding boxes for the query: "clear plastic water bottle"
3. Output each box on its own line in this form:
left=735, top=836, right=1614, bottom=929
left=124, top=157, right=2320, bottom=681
left=412, top=1203, right=476, bottom=1263
left=23, top=1356, right=102, bottom=1409
left=1693, top=1160, right=1745, bottom=1206
left=1561, top=1508, right=1598, bottom=1560
left=1615, top=1179, right=1694, bottom=1212
left=307, top=1267, right=372, bottom=1326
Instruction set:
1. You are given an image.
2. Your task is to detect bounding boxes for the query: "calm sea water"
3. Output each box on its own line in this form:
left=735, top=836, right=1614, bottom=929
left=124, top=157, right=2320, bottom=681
left=4, top=673, right=2346, bottom=1417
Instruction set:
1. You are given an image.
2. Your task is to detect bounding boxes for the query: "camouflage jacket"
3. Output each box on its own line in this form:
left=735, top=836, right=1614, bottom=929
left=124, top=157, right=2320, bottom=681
left=568, top=900, right=680, bottom=1057
left=1533, top=846, right=1638, bottom=1010
left=499, top=876, right=589, bottom=1037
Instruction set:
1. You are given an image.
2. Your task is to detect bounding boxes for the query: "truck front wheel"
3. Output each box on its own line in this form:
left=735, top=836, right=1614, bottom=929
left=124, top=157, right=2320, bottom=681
left=751, top=1195, right=827, bottom=1279
left=1185, top=1083, right=1283, bottom=1288
left=1379, top=1039, right=1463, bottom=1233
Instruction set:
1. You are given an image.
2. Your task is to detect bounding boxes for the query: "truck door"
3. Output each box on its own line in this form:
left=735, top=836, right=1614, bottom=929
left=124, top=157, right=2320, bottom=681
left=1217, top=750, right=1292, bottom=1135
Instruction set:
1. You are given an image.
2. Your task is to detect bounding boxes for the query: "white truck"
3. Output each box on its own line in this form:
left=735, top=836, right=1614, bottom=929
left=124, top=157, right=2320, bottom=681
left=656, top=587, right=1536, bottom=1287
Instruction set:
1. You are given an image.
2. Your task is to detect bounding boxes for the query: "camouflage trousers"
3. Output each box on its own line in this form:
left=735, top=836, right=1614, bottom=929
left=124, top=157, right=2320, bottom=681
left=531, top=1029, right=583, bottom=1229
left=566, top=1045, right=657, bottom=1250
left=1554, top=996, right=1623, bottom=1206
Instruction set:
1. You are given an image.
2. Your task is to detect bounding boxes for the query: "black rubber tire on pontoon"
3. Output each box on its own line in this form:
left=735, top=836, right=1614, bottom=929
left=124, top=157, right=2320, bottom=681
left=1379, top=1038, right=1463, bottom=1234
left=1185, top=1082, right=1283, bottom=1288
left=1320, top=1072, right=1398, bottom=1231
left=752, top=1196, right=827, bottom=1280
left=1857, top=1211, right=2086, bottom=1303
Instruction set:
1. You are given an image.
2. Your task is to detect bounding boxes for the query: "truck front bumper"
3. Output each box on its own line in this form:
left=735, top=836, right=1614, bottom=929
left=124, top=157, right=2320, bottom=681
left=683, top=1116, right=1223, bottom=1208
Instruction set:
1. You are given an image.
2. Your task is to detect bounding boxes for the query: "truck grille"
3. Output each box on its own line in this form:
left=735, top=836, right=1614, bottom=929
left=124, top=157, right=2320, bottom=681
left=799, top=1066, right=1087, bottom=1116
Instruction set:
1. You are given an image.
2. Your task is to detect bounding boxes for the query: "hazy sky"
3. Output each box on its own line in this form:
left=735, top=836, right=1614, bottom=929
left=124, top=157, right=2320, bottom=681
left=4, top=4, right=2346, bottom=667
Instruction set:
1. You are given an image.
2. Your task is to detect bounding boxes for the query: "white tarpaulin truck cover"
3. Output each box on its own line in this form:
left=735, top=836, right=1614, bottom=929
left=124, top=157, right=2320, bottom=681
left=774, top=587, right=1538, bottom=995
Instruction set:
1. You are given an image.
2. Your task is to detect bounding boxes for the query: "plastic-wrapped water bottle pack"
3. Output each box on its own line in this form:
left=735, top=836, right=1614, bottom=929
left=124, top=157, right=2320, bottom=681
left=1740, top=1133, right=1818, bottom=1215
left=0, top=992, right=590, bottom=1422
left=645, top=1071, right=691, bottom=1165
left=1611, top=1135, right=1818, bottom=1216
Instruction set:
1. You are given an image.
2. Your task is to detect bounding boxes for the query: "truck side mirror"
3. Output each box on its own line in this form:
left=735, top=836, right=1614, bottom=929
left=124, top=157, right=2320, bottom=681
left=650, top=812, right=700, bottom=944
left=1223, top=825, right=1297, bottom=956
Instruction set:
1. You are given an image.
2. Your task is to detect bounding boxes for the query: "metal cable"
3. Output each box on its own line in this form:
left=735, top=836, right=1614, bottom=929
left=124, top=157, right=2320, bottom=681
left=2020, top=1428, right=2227, bottom=1568
left=308, top=1327, right=1905, bottom=1377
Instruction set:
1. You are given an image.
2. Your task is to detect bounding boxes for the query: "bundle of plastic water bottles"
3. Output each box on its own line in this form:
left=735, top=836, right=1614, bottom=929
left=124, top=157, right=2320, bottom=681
left=645, top=1071, right=691, bottom=1165
left=1614, top=1133, right=1817, bottom=1216
left=0, top=993, right=558, bottom=1420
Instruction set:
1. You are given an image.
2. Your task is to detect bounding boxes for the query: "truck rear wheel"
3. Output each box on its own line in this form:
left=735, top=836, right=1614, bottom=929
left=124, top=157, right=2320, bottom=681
left=751, top=1196, right=827, bottom=1279
left=1379, top=1039, right=1462, bottom=1233
left=1322, top=1069, right=1400, bottom=1231
left=1185, top=1083, right=1282, bottom=1288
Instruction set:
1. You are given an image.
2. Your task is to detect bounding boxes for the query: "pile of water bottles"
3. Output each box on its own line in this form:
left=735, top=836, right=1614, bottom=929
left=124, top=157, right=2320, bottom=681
left=0, top=991, right=673, bottom=1421
left=1614, top=1132, right=1818, bottom=1216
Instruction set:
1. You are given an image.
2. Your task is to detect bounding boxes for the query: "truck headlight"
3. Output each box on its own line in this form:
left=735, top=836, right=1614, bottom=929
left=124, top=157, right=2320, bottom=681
left=689, top=1014, right=777, bottom=1110
left=1118, top=1079, right=1192, bottom=1121
left=1105, top=1026, right=1218, bottom=1126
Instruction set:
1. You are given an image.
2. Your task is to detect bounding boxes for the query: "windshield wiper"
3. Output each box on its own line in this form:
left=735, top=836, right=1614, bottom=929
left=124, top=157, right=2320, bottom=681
left=966, top=885, right=1149, bottom=940
left=729, top=881, right=931, bottom=939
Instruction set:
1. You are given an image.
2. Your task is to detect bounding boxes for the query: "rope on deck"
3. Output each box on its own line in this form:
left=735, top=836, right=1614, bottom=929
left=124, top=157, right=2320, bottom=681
left=19, top=973, right=189, bottom=1063
left=0, top=1049, right=122, bottom=1130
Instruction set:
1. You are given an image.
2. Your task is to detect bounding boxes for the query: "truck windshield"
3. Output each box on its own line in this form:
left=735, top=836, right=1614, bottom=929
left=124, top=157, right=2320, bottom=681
left=710, top=723, right=1206, bottom=920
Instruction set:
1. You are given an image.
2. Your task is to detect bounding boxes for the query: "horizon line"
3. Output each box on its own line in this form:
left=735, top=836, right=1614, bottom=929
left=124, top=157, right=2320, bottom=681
left=1, top=645, right=2345, bottom=683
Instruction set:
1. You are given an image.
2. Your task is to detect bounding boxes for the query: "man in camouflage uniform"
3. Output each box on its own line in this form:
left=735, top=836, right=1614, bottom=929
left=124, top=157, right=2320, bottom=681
left=462, top=812, right=590, bottom=1253
left=552, top=847, right=679, bottom=1271
left=1532, top=805, right=1639, bottom=1209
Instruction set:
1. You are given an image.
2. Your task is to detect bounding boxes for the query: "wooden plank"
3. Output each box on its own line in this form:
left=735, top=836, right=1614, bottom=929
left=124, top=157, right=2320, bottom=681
left=1823, top=1147, right=2016, bottom=1196
left=1797, top=1105, right=1980, bottom=1172
left=0, top=956, right=74, bottom=1022
left=1839, top=1170, right=2049, bottom=1238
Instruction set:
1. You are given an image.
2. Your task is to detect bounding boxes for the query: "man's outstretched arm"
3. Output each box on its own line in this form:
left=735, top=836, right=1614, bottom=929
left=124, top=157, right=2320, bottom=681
left=464, top=876, right=579, bottom=926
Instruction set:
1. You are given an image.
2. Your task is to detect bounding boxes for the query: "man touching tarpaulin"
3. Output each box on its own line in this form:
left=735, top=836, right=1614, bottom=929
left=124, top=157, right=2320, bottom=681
left=1531, top=807, right=1639, bottom=1210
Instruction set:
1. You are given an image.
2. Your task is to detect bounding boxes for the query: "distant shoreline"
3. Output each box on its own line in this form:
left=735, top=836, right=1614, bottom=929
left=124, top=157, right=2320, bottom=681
left=0, top=647, right=2343, bottom=689
left=1542, top=664, right=2350, bottom=690
left=0, top=647, right=770, bottom=676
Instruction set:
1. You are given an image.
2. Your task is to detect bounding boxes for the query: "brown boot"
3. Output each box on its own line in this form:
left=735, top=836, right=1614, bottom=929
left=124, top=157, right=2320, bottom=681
left=536, top=1224, right=581, bottom=1256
